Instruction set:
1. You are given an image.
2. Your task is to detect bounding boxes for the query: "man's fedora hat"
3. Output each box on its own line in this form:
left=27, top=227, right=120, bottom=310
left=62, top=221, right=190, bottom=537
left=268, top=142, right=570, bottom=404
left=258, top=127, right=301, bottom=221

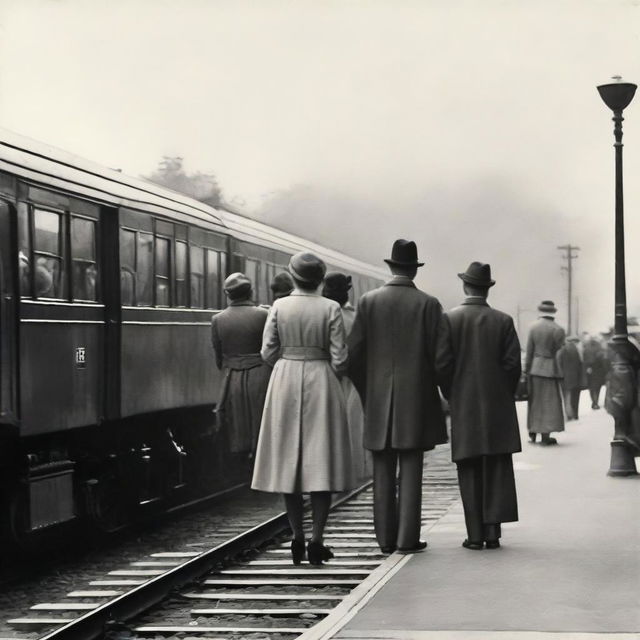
left=289, top=251, right=327, bottom=285
left=458, top=261, right=495, bottom=287
left=323, top=271, right=352, bottom=294
left=538, top=300, right=557, bottom=314
left=224, top=272, right=252, bottom=295
left=384, top=239, right=425, bottom=267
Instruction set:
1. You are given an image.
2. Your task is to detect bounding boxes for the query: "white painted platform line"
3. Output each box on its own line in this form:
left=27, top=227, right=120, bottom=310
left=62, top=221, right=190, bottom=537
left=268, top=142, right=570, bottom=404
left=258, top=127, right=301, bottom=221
left=334, top=632, right=640, bottom=640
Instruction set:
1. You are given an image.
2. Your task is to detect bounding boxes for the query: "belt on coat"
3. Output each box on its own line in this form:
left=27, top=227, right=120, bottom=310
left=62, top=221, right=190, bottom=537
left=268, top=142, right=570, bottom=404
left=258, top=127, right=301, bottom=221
left=222, top=353, right=265, bottom=370
left=280, top=346, right=330, bottom=360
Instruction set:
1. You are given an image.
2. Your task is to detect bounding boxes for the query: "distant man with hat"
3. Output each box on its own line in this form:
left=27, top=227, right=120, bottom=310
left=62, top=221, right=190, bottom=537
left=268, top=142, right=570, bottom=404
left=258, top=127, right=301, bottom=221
left=211, top=272, right=272, bottom=456
left=349, top=239, right=447, bottom=554
left=525, top=300, right=565, bottom=444
left=557, top=335, right=587, bottom=420
left=436, top=262, right=521, bottom=550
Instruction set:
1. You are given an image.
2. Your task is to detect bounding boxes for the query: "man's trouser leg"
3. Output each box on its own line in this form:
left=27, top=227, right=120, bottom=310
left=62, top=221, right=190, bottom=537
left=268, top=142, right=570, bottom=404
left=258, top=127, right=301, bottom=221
left=571, top=389, right=581, bottom=419
left=563, top=389, right=574, bottom=420
left=372, top=449, right=397, bottom=549
left=456, top=457, right=484, bottom=543
left=396, top=450, right=424, bottom=549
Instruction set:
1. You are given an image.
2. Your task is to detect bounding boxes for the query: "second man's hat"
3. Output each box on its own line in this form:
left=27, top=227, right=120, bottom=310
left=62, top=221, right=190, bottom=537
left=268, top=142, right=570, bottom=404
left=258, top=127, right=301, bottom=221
left=458, top=261, right=495, bottom=287
left=538, top=300, right=557, bottom=314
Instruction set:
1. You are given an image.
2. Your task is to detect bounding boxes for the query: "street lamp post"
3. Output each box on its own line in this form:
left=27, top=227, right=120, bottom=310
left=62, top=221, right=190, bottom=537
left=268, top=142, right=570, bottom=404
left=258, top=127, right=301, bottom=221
left=597, top=76, right=640, bottom=476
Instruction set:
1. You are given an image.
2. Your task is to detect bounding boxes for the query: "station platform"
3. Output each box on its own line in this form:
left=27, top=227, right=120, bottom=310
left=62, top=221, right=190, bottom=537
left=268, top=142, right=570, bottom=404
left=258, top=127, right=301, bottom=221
left=305, top=397, right=640, bottom=640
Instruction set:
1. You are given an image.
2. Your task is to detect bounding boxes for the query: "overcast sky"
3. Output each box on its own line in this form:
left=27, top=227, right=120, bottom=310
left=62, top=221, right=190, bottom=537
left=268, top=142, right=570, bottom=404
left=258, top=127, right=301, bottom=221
left=1, top=0, right=639, bottom=336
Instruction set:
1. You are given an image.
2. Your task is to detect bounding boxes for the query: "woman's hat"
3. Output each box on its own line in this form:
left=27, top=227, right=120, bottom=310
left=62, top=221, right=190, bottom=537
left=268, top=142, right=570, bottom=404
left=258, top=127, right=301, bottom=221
left=384, top=239, right=425, bottom=267
left=224, top=272, right=252, bottom=295
left=323, top=271, right=352, bottom=294
left=538, top=300, right=557, bottom=314
left=289, top=252, right=327, bottom=285
left=270, top=271, right=295, bottom=299
left=458, top=261, right=495, bottom=287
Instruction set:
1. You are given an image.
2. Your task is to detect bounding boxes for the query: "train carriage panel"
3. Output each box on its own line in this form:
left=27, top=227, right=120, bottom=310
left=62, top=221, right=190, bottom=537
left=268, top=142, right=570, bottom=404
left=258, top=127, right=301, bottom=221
left=16, top=185, right=104, bottom=436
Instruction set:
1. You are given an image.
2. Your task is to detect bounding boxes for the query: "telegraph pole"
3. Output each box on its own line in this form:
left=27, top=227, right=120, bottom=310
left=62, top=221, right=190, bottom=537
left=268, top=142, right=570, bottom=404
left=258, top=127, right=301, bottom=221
left=558, top=244, right=580, bottom=335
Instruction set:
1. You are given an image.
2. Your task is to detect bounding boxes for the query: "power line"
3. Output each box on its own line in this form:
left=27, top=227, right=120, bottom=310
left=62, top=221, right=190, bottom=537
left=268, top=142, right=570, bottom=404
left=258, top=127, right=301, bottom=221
left=557, top=244, right=580, bottom=334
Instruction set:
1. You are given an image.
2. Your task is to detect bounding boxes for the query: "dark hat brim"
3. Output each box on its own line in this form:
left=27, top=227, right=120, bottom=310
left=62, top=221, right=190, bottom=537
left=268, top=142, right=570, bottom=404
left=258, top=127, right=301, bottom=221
left=458, top=272, right=495, bottom=287
left=384, top=259, right=425, bottom=267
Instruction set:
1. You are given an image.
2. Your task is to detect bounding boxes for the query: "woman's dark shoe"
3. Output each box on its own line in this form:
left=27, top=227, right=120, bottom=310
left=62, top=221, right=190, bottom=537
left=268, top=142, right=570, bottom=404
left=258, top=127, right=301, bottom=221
left=462, top=539, right=483, bottom=550
left=540, top=436, right=558, bottom=446
left=307, top=541, right=334, bottom=565
left=485, top=539, right=501, bottom=549
left=398, top=540, right=427, bottom=554
left=529, top=432, right=537, bottom=444
left=291, top=539, right=306, bottom=565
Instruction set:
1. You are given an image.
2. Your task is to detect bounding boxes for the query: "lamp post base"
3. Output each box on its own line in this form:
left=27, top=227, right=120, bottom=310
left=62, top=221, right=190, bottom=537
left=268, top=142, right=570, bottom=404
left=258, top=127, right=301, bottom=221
left=607, top=439, right=639, bottom=476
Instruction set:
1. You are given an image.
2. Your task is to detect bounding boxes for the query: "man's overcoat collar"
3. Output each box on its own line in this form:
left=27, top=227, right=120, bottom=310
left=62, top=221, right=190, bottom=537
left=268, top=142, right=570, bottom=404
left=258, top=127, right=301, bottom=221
left=461, top=296, right=489, bottom=307
left=384, top=275, right=416, bottom=288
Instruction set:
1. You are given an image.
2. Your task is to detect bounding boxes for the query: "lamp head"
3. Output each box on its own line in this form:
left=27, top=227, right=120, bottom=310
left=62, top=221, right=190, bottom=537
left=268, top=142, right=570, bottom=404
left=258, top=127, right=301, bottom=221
left=597, top=76, right=637, bottom=112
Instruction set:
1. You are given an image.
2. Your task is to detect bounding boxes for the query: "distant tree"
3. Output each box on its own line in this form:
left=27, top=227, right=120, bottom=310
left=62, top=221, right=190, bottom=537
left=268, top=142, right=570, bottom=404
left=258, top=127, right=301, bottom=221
left=144, top=156, right=222, bottom=206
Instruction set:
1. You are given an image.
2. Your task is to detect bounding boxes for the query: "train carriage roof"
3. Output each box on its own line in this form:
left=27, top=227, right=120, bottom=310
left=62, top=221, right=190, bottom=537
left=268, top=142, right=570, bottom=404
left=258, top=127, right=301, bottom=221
left=0, top=127, right=386, bottom=280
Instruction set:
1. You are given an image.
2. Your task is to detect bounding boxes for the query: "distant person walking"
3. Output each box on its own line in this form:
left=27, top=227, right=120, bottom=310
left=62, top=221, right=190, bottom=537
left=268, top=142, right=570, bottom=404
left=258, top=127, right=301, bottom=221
left=323, top=271, right=368, bottom=479
left=583, top=337, right=608, bottom=409
left=349, top=239, right=447, bottom=554
left=557, top=336, right=587, bottom=420
left=252, top=252, right=355, bottom=565
left=525, top=300, right=565, bottom=445
left=211, top=273, right=272, bottom=455
left=436, top=262, right=521, bottom=550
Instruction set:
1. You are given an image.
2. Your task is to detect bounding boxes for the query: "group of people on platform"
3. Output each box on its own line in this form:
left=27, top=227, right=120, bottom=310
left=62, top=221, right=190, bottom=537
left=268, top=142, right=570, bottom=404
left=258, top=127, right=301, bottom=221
left=210, top=238, right=610, bottom=566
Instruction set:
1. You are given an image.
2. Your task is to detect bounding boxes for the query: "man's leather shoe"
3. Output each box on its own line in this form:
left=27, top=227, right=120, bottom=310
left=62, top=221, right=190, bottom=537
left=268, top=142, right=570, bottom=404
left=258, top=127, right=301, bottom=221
left=380, top=545, right=396, bottom=554
left=462, top=539, right=483, bottom=550
left=485, top=539, right=500, bottom=549
left=398, top=540, right=427, bottom=553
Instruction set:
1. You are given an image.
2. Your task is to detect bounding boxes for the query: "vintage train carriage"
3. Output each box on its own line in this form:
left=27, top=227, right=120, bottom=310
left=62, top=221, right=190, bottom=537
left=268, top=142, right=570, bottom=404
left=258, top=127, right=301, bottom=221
left=0, top=129, right=385, bottom=544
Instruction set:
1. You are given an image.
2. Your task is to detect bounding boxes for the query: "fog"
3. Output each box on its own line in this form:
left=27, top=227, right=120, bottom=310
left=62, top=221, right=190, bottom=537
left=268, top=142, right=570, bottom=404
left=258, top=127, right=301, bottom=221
left=1, top=0, right=639, bottom=337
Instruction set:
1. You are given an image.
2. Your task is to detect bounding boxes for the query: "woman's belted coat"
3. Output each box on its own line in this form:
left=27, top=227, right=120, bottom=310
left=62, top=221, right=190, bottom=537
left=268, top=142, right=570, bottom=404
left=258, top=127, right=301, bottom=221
left=251, top=291, right=356, bottom=494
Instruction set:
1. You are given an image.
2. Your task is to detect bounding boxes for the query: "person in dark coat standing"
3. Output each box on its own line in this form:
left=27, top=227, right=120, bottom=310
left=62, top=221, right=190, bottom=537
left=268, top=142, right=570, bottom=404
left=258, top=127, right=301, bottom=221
left=525, top=301, right=565, bottom=445
left=557, top=336, right=587, bottom=420
left=583, top=337, right=608, bottom=409
left=349, top=239, right=447, bottom=554
left=436, top=262, right=521, bottom=550
left=211, top=273, right=271, bottom=455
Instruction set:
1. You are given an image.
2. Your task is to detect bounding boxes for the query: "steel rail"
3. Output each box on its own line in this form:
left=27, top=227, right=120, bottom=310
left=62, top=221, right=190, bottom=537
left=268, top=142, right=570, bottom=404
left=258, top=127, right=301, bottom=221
left=38, top=480, right=372, bottom=640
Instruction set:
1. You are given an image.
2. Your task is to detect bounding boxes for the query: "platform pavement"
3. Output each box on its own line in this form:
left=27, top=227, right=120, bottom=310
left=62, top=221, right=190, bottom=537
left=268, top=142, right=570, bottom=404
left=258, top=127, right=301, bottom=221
left=312, top=396, right=640, bottom=640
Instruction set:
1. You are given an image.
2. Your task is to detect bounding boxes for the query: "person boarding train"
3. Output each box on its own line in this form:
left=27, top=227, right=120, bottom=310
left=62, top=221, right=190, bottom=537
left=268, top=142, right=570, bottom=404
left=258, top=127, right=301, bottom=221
left=251, top=252, right=355, bottom=565
left=436, top=262, right=521, bottom=550
left=349, top=239, right=447, bottom=554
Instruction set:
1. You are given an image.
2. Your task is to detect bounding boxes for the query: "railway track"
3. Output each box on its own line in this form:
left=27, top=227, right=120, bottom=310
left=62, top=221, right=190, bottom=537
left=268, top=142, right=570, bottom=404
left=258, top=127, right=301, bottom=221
left=5, top=447, right=459, bottom=640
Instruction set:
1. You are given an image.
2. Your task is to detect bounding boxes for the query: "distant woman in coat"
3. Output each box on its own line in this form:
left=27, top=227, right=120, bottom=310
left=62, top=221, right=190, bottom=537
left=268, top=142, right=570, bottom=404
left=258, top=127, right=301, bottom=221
left=252, top=252, right=355, bottom=565
left=323, top=271, right=369, bottom=479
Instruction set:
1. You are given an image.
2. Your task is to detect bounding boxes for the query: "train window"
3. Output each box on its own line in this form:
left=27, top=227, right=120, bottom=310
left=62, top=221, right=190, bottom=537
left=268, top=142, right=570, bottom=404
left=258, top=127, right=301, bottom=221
left=17, top=203, right=31, bottom=296
left=120, top=229, right=136, bottom=305
left=33, top=208, right=66, bottom=299
left=175, top=241, right=188, bottom=307
left=190, top=246, right=204, bottom=309
left=137, top=232, right=153, bottom=306
left=71, top=217, right=98, bottom=301
left=245, top=258, right=259, bottom=301
left=155, top=237, right=171, bottom=306
left=206, top=249, right=221, bottom=309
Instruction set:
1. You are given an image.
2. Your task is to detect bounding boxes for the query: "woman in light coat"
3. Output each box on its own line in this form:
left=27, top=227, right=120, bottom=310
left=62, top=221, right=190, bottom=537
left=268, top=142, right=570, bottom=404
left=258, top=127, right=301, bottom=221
left=322, top=271, right=369, bottom=479
left=252, top=252, right=355, bottom=565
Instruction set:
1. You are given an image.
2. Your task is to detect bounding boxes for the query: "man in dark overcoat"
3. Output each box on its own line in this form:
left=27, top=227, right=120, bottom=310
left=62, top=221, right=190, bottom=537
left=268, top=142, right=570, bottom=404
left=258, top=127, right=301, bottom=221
left=557, top=336, right=587, bottom=420
left=211, top=273, right=271, bottom=455
left=349, top=239, right=447, bottom=554
left=436, top=262, right=521, bottom=550
left=583, top=337, right=608, bottom=409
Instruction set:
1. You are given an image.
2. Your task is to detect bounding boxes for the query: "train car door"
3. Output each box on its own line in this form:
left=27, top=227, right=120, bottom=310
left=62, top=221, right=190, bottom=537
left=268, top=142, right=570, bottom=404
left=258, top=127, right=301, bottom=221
left=0, top=199, right=17, bottom=425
